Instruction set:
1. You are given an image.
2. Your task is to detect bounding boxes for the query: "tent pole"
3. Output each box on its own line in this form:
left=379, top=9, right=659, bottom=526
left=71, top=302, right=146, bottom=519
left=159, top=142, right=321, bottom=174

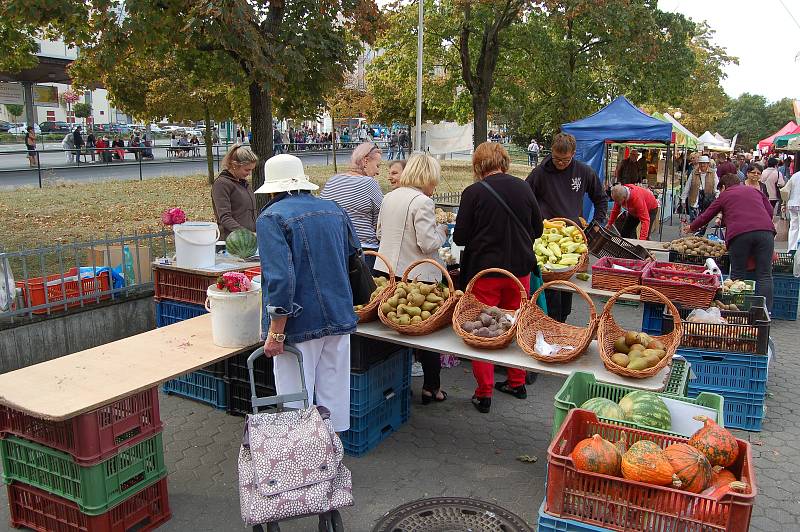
left=660, top=142, right=670, bottom=241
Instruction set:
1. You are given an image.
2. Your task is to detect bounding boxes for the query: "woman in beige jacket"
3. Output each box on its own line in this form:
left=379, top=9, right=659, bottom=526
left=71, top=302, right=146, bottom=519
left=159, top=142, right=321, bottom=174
left=375, top=153, right=448, bottom=403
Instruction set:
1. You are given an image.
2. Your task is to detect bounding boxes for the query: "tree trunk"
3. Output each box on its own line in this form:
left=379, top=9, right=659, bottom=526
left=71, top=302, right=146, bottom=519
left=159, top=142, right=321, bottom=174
left=249, top=80, right=274, bottom=210
left=472, top=92, right=490, bottom=149
left=204, top=104, right=215, bottom=186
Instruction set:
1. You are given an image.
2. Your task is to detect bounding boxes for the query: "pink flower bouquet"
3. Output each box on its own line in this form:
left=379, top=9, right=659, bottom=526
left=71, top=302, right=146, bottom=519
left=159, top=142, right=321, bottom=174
left=161, top=207, right=187, bottom=226
left=215, top=271, right=253, bottom=293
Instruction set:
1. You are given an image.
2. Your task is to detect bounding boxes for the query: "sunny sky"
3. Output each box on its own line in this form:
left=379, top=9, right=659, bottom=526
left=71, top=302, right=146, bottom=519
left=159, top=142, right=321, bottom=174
left=658, top=0, right=800, bottom=102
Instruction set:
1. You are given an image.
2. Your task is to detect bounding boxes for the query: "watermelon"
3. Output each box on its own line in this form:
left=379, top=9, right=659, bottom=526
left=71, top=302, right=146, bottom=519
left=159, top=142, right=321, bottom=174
left=618, top=391, right=671, bottom=430
left=580, top=397, right=625, bottom=420
left=226, top=228, right=258, bottom=259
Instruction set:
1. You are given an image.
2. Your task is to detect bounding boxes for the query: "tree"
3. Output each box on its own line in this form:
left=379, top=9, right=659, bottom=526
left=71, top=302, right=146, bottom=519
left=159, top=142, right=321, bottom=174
left=5, top=104, right=23, bottom=122
left=717, top=95, right=797, bottom=150
left=0, top=19, right=38, bottom=73
left=73, top=102, right=91, bottom=122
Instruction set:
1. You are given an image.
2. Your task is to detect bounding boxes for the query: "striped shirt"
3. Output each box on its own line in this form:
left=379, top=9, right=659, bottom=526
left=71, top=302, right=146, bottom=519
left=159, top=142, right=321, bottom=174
left=320, top=173, right=383, bottom=248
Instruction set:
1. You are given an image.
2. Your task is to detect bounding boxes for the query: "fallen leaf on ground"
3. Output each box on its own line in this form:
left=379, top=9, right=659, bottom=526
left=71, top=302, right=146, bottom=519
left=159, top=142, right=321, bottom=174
left=516, top=454, right=538, bottom=463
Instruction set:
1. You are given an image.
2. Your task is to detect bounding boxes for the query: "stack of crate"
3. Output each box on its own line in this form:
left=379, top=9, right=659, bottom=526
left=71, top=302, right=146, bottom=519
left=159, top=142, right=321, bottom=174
left=0, top=388, right=170, bottom=531
left=154, top=262, right=260, bottom=410
left=772, top=253, right=799, bottom=320
left=342, top=340, right=412, bottom=457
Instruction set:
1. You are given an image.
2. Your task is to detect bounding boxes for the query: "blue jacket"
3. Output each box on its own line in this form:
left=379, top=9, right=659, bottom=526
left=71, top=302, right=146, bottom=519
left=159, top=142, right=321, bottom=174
left=256, top=192, right=359, bottom=343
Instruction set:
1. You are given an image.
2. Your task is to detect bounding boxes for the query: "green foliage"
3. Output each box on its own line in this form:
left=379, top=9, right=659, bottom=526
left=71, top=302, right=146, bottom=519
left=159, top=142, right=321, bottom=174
left=5, top=104, right=24, bottom=121
left=717, top=95, right=797, bottom=150
left=0, top=19, right=39, bottom=73
left=72, top=102, right=92, bottom=119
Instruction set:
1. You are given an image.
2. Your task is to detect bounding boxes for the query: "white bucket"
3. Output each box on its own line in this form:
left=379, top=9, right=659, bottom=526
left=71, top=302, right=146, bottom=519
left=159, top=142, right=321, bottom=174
left=205, top=285, right=262, bottom=348
left=173, top=222, right=220, bottom=269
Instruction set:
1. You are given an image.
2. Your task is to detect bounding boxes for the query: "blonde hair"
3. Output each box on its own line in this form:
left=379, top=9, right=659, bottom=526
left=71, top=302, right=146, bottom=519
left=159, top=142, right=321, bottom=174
left=350, top=142, right=381, bottom=174
left=399, top=153, right=440, bottom=191
left=472, top=142, right=510, bottom=180
left=220, top=143, right=259, bottom=171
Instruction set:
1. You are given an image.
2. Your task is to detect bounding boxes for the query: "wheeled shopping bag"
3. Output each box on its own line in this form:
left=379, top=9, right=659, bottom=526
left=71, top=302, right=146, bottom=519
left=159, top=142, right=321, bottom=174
left=238, top=346, right=353, bottom=532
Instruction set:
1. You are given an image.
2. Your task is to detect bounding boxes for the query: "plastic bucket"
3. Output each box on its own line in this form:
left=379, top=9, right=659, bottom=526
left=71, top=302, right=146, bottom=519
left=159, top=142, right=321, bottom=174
left=173, top=222, right=220, bottom=269
left=205, top=285, right=262, bottom=348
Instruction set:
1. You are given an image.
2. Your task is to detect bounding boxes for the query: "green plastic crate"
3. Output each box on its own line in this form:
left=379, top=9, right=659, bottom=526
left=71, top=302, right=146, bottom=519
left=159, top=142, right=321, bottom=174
left=0, top=432, right=166, bottom=515
left=552, top=371, right=724, bottom=438
left=662, top=358, right=690, bottom=396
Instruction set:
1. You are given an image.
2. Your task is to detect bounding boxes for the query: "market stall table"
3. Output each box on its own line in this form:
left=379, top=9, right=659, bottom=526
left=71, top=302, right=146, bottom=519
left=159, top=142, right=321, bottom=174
left=355, top=322, right=672, bottom=391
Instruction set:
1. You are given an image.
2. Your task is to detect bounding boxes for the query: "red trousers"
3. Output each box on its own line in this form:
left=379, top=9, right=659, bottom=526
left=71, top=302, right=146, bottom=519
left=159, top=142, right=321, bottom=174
left=470, top=274, right=530, bottom=398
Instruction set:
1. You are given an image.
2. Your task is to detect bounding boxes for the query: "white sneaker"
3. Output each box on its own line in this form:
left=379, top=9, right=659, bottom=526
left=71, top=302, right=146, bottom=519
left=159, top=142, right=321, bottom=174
left=411, top=361, right=424, bottom=377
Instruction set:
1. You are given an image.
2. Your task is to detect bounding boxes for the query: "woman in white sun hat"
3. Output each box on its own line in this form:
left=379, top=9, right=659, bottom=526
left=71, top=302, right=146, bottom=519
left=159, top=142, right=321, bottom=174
left=255, top=154, right=360, bottom=432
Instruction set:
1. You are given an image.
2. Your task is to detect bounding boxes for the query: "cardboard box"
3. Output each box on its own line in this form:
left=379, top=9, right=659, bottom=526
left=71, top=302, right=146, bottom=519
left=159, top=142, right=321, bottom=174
left=88, top=244, right=153, bottom=284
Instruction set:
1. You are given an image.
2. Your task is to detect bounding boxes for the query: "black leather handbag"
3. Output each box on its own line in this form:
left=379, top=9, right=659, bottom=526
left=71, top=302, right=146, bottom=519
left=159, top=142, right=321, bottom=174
left=346, top=229, right=377, bottom=306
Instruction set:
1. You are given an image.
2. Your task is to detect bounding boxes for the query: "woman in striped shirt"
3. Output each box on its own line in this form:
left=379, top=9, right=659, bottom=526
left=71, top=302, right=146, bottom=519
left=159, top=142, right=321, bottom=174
left=321, top=142, right=384, bottom=270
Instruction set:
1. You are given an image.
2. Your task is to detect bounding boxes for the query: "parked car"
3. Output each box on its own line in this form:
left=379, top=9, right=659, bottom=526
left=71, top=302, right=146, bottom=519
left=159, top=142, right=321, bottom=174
left=0, top=120, right=12, bottom=133
left=148, top=123, right=163, bottom=134
left=7, top=123, right=41, bottom=134
left=161, top=125, right=185, bottom=134
left=39, top=121, right=72, bottom=133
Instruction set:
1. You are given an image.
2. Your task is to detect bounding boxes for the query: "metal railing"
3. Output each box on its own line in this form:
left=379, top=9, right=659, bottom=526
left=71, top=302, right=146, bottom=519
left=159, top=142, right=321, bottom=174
left=0, top=230, right=174, bottom=324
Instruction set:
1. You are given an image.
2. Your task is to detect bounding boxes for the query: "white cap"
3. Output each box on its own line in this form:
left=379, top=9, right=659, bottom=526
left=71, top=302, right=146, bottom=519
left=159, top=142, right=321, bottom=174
left=255, top=154, right=319, bottom=194
left=698, top=155, right=710, bottom=163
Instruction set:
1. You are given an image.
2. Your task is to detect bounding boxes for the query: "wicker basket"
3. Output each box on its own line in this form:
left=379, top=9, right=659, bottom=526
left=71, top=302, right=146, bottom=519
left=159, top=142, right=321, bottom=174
left=597, top=285, right=683, bottom=379
left=517, top=280, right=598, bottom=363
left=591, top=257, right=650, bottom=292
left=377, top=259, right=458, bottom=336
left=539, top=218, right=589, bottom=283
left=355, top=251, right=396, bottom=324
left=452, top=268, right=528, bottom=349
left=641, top=264, right=720, bottom=309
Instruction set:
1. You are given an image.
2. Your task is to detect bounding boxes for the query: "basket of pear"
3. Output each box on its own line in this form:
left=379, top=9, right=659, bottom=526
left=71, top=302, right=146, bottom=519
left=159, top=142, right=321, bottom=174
left=354, top=251, right=396, bottom=323
left=377, top=259, right=463, bottom=336
left=535, top=218, right=588, bottom=282
left=597, top=285, right=683, bottom=378
left=452, top=268, right=528, bottom=349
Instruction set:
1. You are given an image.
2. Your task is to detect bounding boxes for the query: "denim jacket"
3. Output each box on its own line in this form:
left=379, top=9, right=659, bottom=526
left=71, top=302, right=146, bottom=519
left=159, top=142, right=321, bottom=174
left=256, top=192, right=359, bottom=343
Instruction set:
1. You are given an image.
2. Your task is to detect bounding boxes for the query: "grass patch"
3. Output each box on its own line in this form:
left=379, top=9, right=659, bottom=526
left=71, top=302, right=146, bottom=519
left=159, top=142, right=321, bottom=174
left=0, top=160, right=532, bottom=253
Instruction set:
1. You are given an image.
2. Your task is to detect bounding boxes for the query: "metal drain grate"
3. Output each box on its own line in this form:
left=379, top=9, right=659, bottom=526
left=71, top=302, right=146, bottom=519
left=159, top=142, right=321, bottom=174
left=372, top=497, right=532, bottom=532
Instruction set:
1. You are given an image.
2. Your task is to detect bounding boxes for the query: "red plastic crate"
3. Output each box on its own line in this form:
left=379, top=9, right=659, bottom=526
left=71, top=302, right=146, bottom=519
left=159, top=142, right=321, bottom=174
left=244, top=266, right=261, bottom=280
left=0, top=388, right=161, bottom=466
left=546, top=409, right=756, bottom=532
left=153, top=266, right=219, bottom=306
left=16, top=267, right=111, bottom=314
left=591, top=257, right=650, bottom=292
left=7, top=477, right=170, bottom=532
left=649, top=261, right=708, bottom=273
left=642, top=265, right=720, bottom=308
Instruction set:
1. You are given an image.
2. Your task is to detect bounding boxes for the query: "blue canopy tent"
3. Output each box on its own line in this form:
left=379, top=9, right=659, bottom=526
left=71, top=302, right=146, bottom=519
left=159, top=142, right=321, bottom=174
left=561, top=96, right=673, bottom=224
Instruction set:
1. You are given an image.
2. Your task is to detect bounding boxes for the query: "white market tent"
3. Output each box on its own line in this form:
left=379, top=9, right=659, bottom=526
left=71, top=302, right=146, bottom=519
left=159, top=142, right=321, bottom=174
left=698, top=131, right=733, bottom=152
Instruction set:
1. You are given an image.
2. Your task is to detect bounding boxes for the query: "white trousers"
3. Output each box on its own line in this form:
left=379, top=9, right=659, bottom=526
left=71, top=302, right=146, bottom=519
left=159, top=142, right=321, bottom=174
left=788, top=207, right=800, bottom=251
left=273, top=334, right=351, bottom=432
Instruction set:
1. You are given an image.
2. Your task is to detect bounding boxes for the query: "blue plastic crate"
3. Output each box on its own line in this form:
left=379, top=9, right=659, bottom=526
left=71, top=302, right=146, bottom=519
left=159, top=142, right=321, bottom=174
left=688, top=387, right=765, bottom=432
left=641, top=302, right=664, bottom=335
left=773, top=273, right=800, bottom=297
left=350, top=350, right=412, bottom=417
left=342, top=386, right=410, bottom=457
left=155, top=299, right=207, bottom=327
left=771, top=295, right=798, bottom=321
left=537, top=502, right=613, bottom=532
left=162, top=371, right=227, bottom=409
left=677, top=347, right=768, bottom=395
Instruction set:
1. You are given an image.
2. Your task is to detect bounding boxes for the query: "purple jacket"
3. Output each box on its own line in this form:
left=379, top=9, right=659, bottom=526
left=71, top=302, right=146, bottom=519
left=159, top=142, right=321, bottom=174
left=690, top=184, right=775, bottom=243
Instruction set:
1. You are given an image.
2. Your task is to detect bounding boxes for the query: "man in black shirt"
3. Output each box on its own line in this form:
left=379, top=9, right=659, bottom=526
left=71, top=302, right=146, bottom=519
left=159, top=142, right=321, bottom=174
left=527, top=132, right=608, bottom=322
left=616, top=149, right=645, bottom=185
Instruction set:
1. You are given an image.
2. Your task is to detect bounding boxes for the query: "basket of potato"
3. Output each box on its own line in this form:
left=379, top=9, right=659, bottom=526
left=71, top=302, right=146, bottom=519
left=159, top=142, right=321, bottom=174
left=354, top=251, right=396, bottom=323
left=597, top=285, right=683, bottom=378
left=377, top=259, right=463, bottom=336
left=535, top=218, right=589, bottom=282
left=452, top=268, right=528, bottom=349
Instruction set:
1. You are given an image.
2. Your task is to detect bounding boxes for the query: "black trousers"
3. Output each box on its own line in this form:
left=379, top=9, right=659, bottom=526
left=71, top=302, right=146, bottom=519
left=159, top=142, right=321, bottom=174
left=545, top=289, right=573, bottom=323
left=728, top=230, right=774, bottom=312
left=417, top=350, right=441, bottom=392
left=617, top=208, right=658, bottom=239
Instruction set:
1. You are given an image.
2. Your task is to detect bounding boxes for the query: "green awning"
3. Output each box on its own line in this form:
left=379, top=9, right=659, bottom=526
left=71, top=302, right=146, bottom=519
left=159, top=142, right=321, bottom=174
left=774, top=133, right=800, bottom=149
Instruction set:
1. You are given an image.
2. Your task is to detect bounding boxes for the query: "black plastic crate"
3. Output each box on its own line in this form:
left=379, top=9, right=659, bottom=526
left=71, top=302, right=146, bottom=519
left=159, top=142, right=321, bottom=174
left=772, top=252, right=795, bottom=275
left=350, top=336, right=405, bottom=372
left=668, top=249, right=730, bottom=275
left=225, top=378, right=277, bottom=417
left=224, top=350, right=274, bottom=387
left=585, top=221, right=651, bottom=260
left=662, top=298, right=770, bottom=355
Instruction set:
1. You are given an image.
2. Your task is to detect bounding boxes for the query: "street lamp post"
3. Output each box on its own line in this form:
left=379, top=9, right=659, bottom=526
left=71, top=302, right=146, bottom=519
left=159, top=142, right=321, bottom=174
left=415, top=0, right=423, bottom=152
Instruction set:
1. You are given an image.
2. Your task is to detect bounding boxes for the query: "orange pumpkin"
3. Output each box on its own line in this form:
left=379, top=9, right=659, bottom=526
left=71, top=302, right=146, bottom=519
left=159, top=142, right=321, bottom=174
left=694, top=481, right=749, bottom=525
left=571, top=434, right=622, bottom=476
left=688, top=416, right=739, bottom=468
left=708, top=466, right=738, bottom=490
left=621, top=440, right=682, bottom=487
left=663, top=443, right=712, bottom=493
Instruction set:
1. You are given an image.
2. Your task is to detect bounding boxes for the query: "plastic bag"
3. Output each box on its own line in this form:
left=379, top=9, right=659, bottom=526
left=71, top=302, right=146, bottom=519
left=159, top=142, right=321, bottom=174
left=535, top=331, right=574, bottom=356
left=795, top=250, right=800, bottom=278
left=703, top=258, right=724, bottom=284
left=686, top=307, right=727, bottom=324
